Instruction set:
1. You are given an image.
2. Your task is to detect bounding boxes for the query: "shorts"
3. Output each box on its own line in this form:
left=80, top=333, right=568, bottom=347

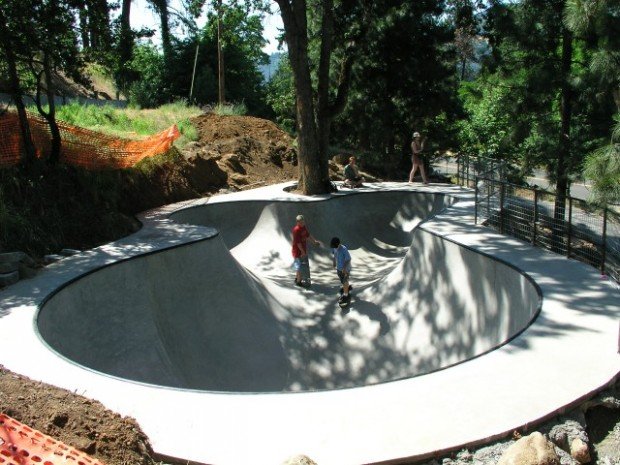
left=337, top=269, right=351, bottom=284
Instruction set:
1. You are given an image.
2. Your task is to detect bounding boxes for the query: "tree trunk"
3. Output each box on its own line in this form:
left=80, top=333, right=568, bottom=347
left=88, top=0, right=111, bottom=50
left=158, top=1, right=172, bottom=62
left=79, top=4, right=90, bottom=49
left=277, top=0, right=326, bottom=194
left=0, top=8, right=37, bottom=164
left=292, top=41, right=323, bottom=193
left=35, top=53, right=62, bottom=165
left=315, top=0, right=335, bottom=189
left=552, top=24, right=573, bottom=251
left=117, top=0, right=133, bottom=95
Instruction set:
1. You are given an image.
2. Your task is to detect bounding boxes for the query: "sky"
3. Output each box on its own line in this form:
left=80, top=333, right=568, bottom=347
left=129, top=0, right=283, bottom=54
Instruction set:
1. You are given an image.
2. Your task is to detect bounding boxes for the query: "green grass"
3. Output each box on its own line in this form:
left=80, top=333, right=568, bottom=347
left=213, top=102, right=248, bottom=116
left=27, top=100, right=202, bottom=146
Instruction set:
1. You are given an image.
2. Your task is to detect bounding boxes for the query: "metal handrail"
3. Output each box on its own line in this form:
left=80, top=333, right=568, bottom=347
left=462, top=170, right=619, bottom=284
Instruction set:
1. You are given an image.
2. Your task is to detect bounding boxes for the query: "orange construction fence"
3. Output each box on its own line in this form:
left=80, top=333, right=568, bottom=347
left=0, top=413, right=106, bottom=465
left=0, top=112, right=180, bottom=170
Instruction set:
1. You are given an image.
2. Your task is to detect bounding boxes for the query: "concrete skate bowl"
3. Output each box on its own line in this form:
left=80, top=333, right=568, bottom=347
left=36, top=191, right=540, bottom=393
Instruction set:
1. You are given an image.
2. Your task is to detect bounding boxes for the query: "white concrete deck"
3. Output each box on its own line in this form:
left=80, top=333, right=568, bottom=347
left=0, top=182, right=618, bottom=465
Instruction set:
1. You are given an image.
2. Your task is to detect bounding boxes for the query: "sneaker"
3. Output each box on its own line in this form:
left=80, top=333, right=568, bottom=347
left=295, top=280, right=303, bottom=287
left=338, top=294, right=347, bottom=304
left=339, top=285, right=353, bottom=294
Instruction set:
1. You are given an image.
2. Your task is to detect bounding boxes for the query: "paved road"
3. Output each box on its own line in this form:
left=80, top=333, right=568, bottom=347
left=432, top=158, right=594, bottom=201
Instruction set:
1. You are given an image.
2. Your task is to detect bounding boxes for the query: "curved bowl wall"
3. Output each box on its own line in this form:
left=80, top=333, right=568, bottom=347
left=37, top=191, right=540, bottom=392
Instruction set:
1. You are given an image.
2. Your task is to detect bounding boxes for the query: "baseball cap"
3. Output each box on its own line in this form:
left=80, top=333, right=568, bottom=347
left=296, top=214, right=304, bottom=221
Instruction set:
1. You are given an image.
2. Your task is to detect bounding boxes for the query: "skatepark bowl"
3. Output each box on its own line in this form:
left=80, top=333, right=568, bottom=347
left=36, top=190, right=540, bottom=392
left=2, top=182, right=618, bottom=465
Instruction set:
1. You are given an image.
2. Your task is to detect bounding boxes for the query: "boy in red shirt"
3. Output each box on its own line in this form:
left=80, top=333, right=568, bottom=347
left=292, top=214, right=320, bottom=286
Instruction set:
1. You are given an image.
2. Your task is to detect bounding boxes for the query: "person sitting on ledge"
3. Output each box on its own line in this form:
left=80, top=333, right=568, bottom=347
left=343, top=156, right=364, bottom=188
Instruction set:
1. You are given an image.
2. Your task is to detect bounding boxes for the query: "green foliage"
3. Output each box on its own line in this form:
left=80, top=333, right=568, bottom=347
left=165, top=4, right=270, bottom=114
left=329, top=1, right=458, bottom=177
left=266, top=55, right=295, bottom=133
left=457, top=80, right=514, bottom=158
left=176, top=119, right=199, bottom=143
left=584, top=114, right=620, bottom=205
left=27, top=101, right=201, bottom=151
left=564, top=0, right=620, bottom=203
left=213, top=102, right=248, bottom=115
left=456, top=0, right=610, bottom=190
left=51, top=102, right=146, bottom=133
left=0, top=165, right=137, bottom=257
left=584, top=142, right=620, bottom=205
left=128, top=44, right=169, bottom=108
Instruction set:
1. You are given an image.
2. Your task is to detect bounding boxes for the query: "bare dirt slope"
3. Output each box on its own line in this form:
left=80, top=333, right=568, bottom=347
left=182, top=113, right=300, bottom=190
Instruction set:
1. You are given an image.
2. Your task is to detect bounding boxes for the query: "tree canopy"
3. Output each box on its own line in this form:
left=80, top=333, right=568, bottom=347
left=0, top=0, right=618, bottom=203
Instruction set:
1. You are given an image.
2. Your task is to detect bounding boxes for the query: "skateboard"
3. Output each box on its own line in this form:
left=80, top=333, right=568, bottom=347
left=299, top=256, right=311, bottom=287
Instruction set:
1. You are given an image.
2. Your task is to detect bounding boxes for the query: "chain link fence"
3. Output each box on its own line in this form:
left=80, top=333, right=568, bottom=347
left=454, top=154, right=619, bottom=284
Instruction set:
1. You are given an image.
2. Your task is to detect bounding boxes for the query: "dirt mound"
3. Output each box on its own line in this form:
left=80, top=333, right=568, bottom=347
left=181, top=113, right=299, bottom=189
left=0, top=366, right=154, bottom=465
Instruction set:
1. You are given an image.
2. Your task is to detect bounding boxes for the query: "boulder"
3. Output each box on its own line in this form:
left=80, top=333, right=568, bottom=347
left=0, top=251, right=26, bottom=263
left=229, top=173, right=249, bottom=185
left=497, top=432, right=560, bottom=465
left=60, top=248, right=81, bottom=256
left=44, top=254, right=64, bottom=264
left=0, top=271, right=19, bottom=287
left=0, top=261, right=19, bottom=274
left=281, top=455, right=318, bottom=465
left=18, top=263, right=38, bottom=279
left=187, top=155, right=228, bottom=190
left=570, top=438, right=590, bottom=463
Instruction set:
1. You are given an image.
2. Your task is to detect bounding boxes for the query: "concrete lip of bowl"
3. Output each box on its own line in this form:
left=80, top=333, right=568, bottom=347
left=0, top=181, right=618, bottom=465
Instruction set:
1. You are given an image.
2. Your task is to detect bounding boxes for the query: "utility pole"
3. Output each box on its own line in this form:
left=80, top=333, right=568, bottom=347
left=217, top=0, right=225, bottom=105
left=189, top=44, right=199, bottom=103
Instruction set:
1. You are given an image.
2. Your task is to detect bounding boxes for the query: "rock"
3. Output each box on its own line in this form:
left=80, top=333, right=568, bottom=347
left=0, top=271, right=19, bottom=287
left=547, top=414, right=588, bottom=451
left=269, top=150, right=283, bottom=167
left=497, top=432, right=560, bottom=465
left=18, top=263, right=38, bottom=279
left=229, top=173, right=249, bottom=185
left=19, top=254, right=36, bottom=267
left=570, top=438, right=590, bottom=463
left=221, top=153, right=246, bottom=174
left=60, top=248, right=81, bottom=256
left=0, top=261, right=19, bottom=273
left=44, top=254, right=64, bottom=264
left=0, top=251, right=26, bottom=263
left=187, top=155, right=228, bottom=190
left=331, top=153, right=350, bottom=165
left=281, top=455, right=318, bottom=465
left=587, top=405, right=620, bottom=464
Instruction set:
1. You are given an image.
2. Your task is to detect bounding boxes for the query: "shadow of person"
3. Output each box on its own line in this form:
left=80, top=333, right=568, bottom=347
left=344, top=297, right=391, bottom=336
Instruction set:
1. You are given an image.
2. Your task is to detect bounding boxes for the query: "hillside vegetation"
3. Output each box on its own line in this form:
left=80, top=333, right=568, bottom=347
left=0, top=103, right=298, bottom=260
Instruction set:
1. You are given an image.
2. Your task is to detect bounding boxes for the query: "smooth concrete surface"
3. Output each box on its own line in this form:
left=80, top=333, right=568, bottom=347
left=0, top=182, right=618, bottom=465
left=38, top=191, right=539, bottom=392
